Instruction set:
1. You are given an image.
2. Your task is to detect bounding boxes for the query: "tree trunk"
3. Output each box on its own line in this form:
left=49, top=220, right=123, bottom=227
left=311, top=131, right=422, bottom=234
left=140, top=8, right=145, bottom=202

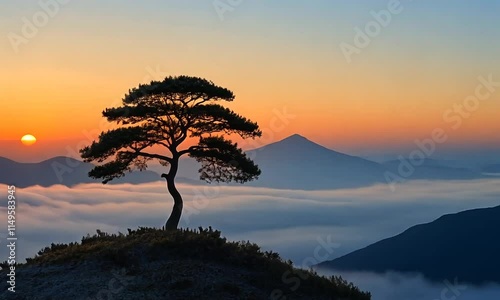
left=163, top=159, right=183, bottom=230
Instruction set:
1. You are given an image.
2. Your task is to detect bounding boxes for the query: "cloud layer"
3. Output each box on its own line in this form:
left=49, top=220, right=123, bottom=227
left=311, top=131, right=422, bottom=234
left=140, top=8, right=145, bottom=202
left=1, top=179, right=500, bottom=298
left=318, top=270, right=500, bottom=300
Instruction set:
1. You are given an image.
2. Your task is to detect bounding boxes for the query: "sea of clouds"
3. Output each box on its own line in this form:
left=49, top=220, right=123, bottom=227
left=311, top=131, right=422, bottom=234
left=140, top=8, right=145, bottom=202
left=318, top=270, right=500, bottom=300
left=1, top=178, right=500, bottom=298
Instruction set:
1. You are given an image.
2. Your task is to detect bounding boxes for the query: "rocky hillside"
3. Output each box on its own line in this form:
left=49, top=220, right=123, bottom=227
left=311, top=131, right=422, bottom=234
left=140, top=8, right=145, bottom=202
left=1, top=227, right=370, bottom=300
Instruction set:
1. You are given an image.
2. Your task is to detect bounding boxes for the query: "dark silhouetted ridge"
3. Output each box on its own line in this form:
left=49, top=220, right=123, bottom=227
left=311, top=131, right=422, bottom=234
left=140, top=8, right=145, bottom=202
left=317, top=205, right=500, bottom=284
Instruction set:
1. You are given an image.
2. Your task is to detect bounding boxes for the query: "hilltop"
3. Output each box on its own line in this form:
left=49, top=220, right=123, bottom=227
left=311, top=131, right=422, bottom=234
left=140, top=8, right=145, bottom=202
left=1, top=227, right=370, bottom=300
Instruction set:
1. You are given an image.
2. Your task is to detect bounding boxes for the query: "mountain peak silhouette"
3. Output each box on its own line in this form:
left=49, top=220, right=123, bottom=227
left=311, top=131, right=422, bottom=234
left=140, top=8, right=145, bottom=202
left=281, top=133, right=309, bottom=142
left=265, top=133, right=321, bottom=148
left=257, top=133, right=343, bottom=157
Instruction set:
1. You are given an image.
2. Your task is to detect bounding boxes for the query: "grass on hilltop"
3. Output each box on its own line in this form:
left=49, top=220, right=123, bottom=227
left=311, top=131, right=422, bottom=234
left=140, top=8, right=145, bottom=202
left=7, top=227, right=370, bottom=299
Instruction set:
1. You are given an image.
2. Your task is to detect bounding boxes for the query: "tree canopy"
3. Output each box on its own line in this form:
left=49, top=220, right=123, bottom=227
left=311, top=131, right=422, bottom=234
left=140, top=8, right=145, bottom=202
left=80, top=75, right=262, bottom=229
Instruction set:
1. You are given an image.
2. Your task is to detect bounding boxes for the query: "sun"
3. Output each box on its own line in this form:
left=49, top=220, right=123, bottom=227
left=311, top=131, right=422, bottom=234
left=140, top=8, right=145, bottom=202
left=21, top=134, right=37, bottom=146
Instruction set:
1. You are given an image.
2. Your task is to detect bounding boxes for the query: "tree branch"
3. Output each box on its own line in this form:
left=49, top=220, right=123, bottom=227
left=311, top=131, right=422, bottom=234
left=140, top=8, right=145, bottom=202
left=127, top=151, right=172, bottom=163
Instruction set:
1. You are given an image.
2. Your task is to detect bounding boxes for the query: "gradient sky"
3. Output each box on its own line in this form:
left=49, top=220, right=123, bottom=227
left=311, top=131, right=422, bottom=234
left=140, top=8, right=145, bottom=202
left=1, top=0, right=499, bottom=162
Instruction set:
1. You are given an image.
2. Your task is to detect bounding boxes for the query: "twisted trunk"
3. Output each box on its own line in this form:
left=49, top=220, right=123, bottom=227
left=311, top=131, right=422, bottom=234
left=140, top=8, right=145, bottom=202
left=163, top=158, right=183, bottom=230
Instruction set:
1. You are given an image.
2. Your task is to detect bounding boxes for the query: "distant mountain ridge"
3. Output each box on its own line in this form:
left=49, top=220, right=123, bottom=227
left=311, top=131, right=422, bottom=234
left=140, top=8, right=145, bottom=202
left=382, top=158, right=486, bottom=180
left=160, top=134, right=489, bottom=190
left=316, top=205, right=500, bottom=284
left=0, top=134, right=491, bottom=189
left=0, top=156, right=160, bottom=187
left=482, top=163, right=500, bottom=174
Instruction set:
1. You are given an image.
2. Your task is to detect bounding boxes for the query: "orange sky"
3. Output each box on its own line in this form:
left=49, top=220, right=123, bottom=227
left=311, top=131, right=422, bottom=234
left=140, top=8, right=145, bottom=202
left=1, top=1, right=499, bottom=162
